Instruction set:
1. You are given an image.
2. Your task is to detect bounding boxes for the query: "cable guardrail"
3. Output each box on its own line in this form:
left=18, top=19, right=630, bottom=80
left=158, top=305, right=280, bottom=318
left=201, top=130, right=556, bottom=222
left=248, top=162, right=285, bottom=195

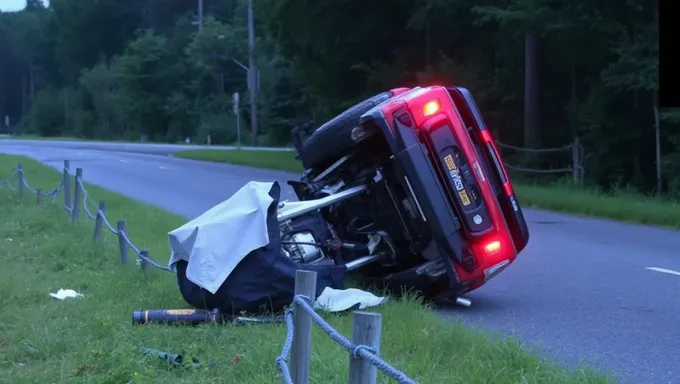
left=1, top=162, right=419, bottom=383
left=275, top=270, right=418, bottom=384
left=1, top=161, right=170, bottom=276
left=494, top=140, right=573, bottom=153
left=0, top=168, right=19, bottom=190
left=494, top=138, right=585, bottom=186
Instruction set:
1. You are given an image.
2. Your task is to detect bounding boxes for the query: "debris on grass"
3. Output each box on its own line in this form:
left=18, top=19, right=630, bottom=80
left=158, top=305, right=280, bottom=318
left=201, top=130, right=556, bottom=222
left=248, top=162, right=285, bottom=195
left=0, top=154, right=615, bottom=383
left=49, top=288, right=84, bottom=300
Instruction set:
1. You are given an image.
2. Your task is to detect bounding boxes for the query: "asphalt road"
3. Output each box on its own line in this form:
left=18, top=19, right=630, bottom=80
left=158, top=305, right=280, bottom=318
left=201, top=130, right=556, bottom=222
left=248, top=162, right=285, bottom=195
left=1, top=139, right=679, bottom=383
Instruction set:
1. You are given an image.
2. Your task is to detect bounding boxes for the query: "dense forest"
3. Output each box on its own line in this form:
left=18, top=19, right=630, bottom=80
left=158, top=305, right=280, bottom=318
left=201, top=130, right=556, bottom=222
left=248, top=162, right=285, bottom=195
left=0, top=0, right=676, bottom=196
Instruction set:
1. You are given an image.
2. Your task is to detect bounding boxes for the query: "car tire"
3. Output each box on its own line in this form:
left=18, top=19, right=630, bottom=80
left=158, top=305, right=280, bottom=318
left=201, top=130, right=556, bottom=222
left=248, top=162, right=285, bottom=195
left=299, top=91, right=393, bottom=170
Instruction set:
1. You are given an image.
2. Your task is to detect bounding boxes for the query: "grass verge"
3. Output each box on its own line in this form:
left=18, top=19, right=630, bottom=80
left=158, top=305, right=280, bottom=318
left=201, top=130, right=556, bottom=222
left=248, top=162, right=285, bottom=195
left=174, top=149, right=680, bottom=229
left=1, top=134, right=177, bottom=144
left=174, top=148, right=302, bottom=171
left=0, top=155, right=613, bottom=383
left=1, top=134, right=93, bottom=141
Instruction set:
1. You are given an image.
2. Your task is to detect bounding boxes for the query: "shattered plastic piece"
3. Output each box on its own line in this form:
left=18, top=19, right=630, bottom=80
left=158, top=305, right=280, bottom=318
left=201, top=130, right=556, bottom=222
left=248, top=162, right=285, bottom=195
left=49, top=288, right=84, bottom=300
left=143, top=348, right=216, bottom=368
left=314, top=287, right=388, bottom=313
left=367, top=233, right=381, bottom=254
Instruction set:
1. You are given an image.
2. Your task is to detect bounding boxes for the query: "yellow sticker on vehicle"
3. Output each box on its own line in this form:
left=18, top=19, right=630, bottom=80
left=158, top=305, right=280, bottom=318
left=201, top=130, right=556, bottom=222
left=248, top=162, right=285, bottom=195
left=459, top=190, right=471, bottom=206
left=444, top=154, right=456, bottom=170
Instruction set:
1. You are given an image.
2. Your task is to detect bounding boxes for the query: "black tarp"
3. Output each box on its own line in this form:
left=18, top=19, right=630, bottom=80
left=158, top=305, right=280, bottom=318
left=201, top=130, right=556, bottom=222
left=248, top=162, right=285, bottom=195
left=175, top=181, right=347, bottom=314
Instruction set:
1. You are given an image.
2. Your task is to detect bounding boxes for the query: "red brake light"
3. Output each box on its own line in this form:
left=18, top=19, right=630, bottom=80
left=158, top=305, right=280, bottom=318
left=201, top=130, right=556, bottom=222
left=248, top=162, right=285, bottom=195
left=422, top=100, right=440, bottom=116
left=483, top=240, right=501, bottom=255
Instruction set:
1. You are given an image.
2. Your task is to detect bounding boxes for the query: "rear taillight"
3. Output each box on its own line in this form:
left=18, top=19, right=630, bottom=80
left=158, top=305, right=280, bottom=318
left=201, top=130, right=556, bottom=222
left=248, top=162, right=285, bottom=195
left=483, top=240, right=501, bottom=255
left=422, top=100, right=440, bottom=116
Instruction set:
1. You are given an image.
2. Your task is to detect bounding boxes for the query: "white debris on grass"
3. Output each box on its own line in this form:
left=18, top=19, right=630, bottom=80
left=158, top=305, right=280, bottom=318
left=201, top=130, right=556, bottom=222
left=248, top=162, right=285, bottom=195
left=314, top=287, right=388, bottom=313
left=49, top=288, right=84, bottom=300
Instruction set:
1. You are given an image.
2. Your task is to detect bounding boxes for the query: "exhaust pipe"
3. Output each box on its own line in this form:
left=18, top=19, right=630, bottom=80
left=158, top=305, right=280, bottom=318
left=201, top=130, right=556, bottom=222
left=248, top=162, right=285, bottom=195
left=455, top=297, right=472, bottom=307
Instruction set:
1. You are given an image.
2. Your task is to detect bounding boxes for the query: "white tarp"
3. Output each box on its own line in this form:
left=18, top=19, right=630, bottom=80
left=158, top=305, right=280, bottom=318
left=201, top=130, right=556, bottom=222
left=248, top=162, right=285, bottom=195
left=167, top=180, right=387, bottom=312
left=168, top=181, right=275, bottom=294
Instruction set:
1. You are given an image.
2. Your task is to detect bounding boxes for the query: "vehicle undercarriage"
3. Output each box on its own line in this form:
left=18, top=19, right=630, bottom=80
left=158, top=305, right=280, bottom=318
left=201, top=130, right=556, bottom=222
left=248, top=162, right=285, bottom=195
left=278, top=136, right=472, bottom=306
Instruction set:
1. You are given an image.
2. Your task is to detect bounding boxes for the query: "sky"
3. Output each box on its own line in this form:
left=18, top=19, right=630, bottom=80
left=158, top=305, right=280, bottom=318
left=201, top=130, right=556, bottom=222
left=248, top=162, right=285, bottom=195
left=0, top=0, right=26, bottom=12
left=0, top=0, right=48, bottom=12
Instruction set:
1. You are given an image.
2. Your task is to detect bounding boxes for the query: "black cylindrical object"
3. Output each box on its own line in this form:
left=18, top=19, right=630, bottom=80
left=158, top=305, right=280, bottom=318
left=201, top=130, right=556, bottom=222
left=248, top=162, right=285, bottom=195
left=132, top=308, right=223, bottom=325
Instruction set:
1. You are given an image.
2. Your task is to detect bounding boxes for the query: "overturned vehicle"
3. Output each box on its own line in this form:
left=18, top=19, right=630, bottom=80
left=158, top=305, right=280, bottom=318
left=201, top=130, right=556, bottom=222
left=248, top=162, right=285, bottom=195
left=169, top=85, right=530, bottom=314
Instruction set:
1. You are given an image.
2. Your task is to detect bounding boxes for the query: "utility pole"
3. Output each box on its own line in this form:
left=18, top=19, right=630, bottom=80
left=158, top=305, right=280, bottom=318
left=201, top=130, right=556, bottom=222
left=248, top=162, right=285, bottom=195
left=654, top=92, right=662, bottom=195
left=247, top=0, right=258, bottom=146
left=234, top=92, right=241, bottom=147
left=198, top=0, right=204, bottom=32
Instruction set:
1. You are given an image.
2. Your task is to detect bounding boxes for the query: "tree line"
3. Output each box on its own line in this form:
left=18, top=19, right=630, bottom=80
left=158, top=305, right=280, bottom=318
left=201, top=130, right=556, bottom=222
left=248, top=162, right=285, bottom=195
left=1, top=0, right=676, bottom=196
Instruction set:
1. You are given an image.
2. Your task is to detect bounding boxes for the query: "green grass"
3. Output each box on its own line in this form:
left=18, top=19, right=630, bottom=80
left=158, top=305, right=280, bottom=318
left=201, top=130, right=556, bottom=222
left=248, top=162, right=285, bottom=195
left=174, top=149, right=680, bottom=229
left=0, top=155, right=614, bottom=383
left=513, top=182, right=680, bottom=228
left=1, top=134, right=175, bottom=144
left=0, top=134, right=93, bottom=141
left=175, top=148, right=304, bottom=172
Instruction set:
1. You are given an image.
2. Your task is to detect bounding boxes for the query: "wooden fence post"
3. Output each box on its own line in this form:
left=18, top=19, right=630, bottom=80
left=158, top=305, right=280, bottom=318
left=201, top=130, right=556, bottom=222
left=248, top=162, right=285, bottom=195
left=290, top=270, right=317, bottom=384
left=93, top=200, right=106, bottom=241
left=71, top=168, right=82, bottom=221
left=139, top=250, right=151, bottom=277
left=576, top=137, right=585, bottom=186
left=36, top=189, right=42, bottom=204
left=571, top=137, right=581, bottom=186
left=348, top=312, right=383, bottom=384
left=17, top=164, right=23, bottom=197
left=117, top=220, right=129, bottom=264
left=63, top=160, right=71, bottom=212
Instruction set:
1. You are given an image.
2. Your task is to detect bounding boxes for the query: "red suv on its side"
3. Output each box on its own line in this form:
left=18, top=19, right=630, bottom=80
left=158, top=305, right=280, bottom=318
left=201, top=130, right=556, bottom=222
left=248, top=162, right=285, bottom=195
left=360, top=85, right=531, bottom=296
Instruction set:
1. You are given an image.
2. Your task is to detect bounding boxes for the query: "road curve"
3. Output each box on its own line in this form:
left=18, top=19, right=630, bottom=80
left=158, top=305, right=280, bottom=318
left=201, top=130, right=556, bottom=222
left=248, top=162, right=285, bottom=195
left=1, top=139, right=678, bottom=384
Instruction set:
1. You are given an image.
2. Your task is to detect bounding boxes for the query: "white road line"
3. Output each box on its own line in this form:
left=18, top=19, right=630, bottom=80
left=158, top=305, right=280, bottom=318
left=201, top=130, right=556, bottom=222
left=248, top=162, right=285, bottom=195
left=159, top=166, right=168, bottom=170
left=119, top=159, right=128, bottom=163
left=645, top=267, right=680, bottom=277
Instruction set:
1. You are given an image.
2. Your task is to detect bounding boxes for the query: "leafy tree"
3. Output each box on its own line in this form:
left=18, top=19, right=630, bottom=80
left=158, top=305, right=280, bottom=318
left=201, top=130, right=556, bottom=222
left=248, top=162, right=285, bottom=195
left=27, top=86, right=65, bottom=137
left=0, top=0, right=673, bottom=196
left=116, top=30, right=175, bottom=140
left=78, top=61, right=124, bottom=137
